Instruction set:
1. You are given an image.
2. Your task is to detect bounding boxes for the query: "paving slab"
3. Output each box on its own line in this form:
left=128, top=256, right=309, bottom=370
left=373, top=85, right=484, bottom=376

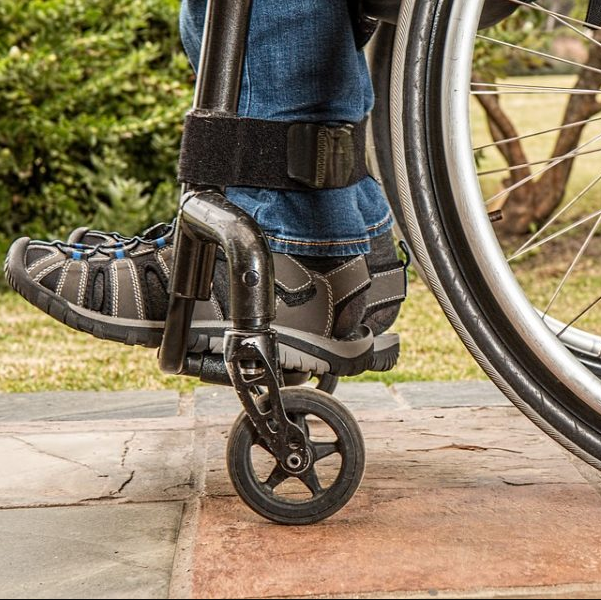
left=192, top=485, right=601, bottom=599
left=393, top=381, right=511, bottom=408
left=190, top=383, right=601, bottom=599
left=0, top=390, right=180, bottom=422
left=310, top=583, right=601, bottom=599
left=0, top=503, right=183, bottom=599
left=0, top=419, right=196, bottom=507
left=194, top=382, right=405, bottom=422
left=194, top=386, right=239, bottom=421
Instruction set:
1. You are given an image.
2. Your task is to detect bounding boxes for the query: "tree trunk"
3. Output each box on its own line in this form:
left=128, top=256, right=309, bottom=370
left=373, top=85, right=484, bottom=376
left=477, top=30, right=601, bottom=234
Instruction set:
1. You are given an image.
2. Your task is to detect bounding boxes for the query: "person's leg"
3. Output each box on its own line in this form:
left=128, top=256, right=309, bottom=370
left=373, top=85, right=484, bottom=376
left=179, top=0, right=402, bottom=336
left=5, top=0, right=405, bottom=359
left=180, top=0, right=393, bottom=259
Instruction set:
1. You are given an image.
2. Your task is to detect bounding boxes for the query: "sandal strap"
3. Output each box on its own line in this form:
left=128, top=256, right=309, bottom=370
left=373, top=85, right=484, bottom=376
left=273, top=253, right=313, bottom=292
left=325, top=256, right=371, bottom=305
left=366, top=264, right=407, bottom=309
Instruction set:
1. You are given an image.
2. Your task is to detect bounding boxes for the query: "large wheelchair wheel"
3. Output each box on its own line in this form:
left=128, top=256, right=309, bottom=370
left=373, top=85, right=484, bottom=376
left=384, top=0, right=601, bottom=467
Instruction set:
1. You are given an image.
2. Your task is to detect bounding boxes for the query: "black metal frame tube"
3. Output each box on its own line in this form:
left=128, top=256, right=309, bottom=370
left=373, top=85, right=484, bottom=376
left=194, top=0, right=253, bottom=113
left=159, top=0, right=265, bottom=375
left=180, top=190, right=275, bottom=329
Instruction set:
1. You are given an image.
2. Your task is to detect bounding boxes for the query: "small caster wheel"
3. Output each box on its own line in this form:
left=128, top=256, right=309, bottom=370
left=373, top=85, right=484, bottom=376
left=226, top=387, right=365, bottom=525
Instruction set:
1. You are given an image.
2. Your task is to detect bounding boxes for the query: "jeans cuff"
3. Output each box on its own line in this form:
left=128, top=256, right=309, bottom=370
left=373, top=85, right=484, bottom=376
left=267, top=212, right=394, bottom=257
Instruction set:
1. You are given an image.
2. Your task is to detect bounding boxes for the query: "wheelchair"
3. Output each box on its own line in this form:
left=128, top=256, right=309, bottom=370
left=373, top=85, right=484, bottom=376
left=161, top=0, right=601, bottom=524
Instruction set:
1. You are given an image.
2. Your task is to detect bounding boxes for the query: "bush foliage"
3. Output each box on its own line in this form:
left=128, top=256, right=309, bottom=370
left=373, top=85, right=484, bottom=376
left=0, top=0, right=191, bottom=263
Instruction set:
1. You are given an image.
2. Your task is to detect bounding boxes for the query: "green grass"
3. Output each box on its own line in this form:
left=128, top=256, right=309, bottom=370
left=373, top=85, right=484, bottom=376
left=0, top=291, right=198, bottom=393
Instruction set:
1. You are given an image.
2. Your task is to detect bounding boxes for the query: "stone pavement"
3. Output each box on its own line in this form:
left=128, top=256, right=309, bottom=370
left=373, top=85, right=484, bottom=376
left=1, top=381, right=601, bottom=599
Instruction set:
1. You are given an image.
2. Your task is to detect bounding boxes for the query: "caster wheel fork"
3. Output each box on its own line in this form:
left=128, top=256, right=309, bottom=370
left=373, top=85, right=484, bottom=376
left=227, top=387, right=365, bottom=525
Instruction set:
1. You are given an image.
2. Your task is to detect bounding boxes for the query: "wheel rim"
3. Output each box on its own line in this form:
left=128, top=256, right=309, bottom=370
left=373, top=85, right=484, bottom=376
left=443, top=0, right=601, bottom=413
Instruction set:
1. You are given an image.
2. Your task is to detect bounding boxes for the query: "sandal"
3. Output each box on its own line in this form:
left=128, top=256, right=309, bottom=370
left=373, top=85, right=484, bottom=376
left=5, top=232, right=400, bottom=376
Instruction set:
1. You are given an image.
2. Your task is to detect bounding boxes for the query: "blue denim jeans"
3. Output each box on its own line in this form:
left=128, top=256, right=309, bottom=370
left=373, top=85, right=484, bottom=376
left=180, top=0, right=392, bottom=257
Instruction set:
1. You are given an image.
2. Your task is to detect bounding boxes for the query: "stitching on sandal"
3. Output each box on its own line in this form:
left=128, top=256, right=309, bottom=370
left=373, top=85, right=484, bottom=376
left=55, top=260, right=71, bottom=296
left=274, top=255, right=312, bottom=292
left=366, top=294, right=405, bottom=309
left=28, top=248, right=60, bottom=274
left=156, top=247, right=171, bottom=277
left=337, top=277, right=371, bottom=305
left=110, top=262, right=119, bottom=318
left=130, top=247, right=154, bottom=257
left=314, top=273, right=334, bottom=337
left=326, top=256, right=365, bottom=279
left=372, top=267, right=404, bottom=279
left=77, top=262, right=89, bottom=307
left=33, top=260, right=63, bottom=283
left=126, top=259, right=145, bottom=320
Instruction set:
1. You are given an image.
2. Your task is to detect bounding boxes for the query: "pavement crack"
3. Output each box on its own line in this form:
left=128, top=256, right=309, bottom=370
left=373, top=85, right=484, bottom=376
left=163, top=473, right=195, bottom=493
left=501, top=479, right=537, bottom=486
left=120, top=432, right=136, bottom=467
left=406, top=443, right=523, bottom=454
left=8, top=435, right=108, bottom=477
left=112, top=470, right=135, bottom=496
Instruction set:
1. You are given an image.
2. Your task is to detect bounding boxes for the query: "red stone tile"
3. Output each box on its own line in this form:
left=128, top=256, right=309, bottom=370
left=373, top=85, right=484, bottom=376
left=192, top=484, right=601, bottom=599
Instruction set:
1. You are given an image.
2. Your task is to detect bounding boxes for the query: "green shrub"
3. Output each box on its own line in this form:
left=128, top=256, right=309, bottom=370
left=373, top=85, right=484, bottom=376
left=0, top=0, right=191, bottom=268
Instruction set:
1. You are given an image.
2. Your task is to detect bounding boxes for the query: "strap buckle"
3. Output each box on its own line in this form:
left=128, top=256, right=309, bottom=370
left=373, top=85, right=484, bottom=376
left=287, top=123, right=357, bottom=189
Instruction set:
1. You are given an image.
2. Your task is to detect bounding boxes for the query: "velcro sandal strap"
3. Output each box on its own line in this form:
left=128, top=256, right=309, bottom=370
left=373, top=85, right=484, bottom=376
left=273, top=254, right=314, bottom=293
left=178, top=111, right=368, bottom=191
left=325, top=256, right=371, bottom=305
left=366, top=264, right=407, bottom=309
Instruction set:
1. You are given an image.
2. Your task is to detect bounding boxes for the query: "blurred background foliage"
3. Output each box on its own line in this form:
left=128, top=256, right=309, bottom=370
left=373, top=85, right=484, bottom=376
left=0, top=0, right=191, bottom=270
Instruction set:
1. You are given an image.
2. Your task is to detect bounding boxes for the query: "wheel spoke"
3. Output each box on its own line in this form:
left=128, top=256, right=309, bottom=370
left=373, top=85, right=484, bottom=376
left=264, top=464, right=289, bottom=491
left=299, top=467, right=323, bottom=497
left=543, top=214, right=601, bottom=318
left=313, top=441, right=339, bottom=461
left=475, top=4, right=601, bottom=350
left=510, top=208, right=601, bottom=260
left=474, top=116, right=601, bottom=152
left=521, top=1, right=601, bottom=52
left=557, top=295, right=601, bottom=339
left=509, top=172, right=601, bottom=261
left=477, top=34, right=601, bottom=77
left=290, top=413, right=310, bottom=438
left=472, top=81, right=601, bottom=95
left=484, top=131, right=601, bottom=206
left=508, top=0, right=601, bottom=36
left=478, top=146, right=601, bottom=177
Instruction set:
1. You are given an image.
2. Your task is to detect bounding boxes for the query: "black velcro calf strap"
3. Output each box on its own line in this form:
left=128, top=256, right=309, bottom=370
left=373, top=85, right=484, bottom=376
left=178, top=111, right=368, bottom=191
left=587, top=0, right=601, bottom=27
